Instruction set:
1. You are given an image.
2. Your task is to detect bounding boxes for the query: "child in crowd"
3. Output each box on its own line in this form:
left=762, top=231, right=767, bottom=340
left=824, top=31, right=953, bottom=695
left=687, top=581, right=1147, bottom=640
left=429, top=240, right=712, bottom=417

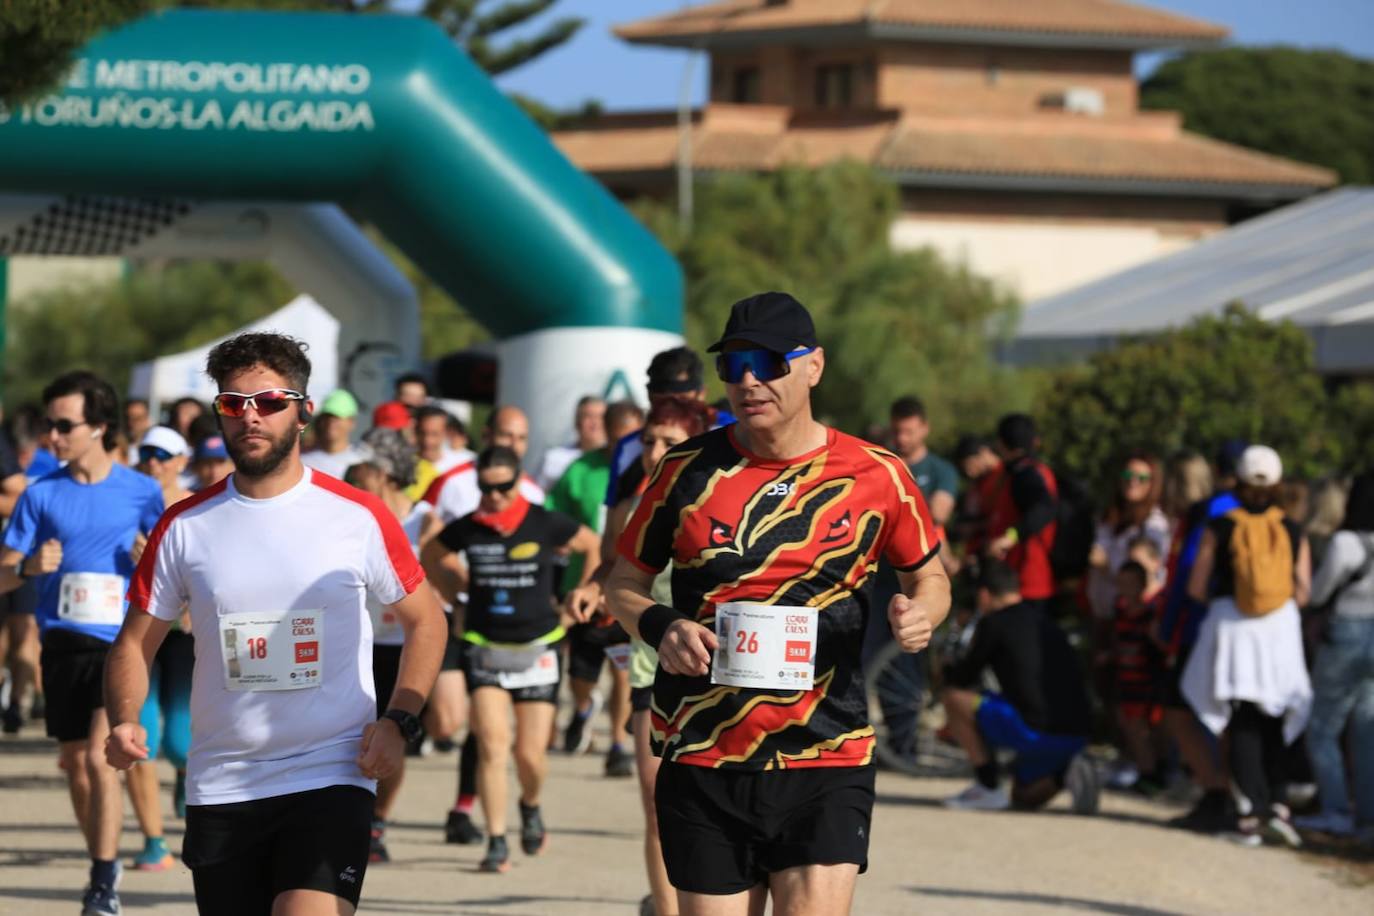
left=1112, top=549, right=1169, bottom=794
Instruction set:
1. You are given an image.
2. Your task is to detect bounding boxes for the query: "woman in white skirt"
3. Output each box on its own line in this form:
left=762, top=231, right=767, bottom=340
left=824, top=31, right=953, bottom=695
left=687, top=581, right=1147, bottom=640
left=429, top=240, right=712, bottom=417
left=1183, top=445, right=1313, bottom=847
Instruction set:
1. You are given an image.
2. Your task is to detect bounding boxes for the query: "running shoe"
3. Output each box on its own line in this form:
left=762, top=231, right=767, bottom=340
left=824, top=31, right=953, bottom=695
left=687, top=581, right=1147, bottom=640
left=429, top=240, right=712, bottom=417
left=604, top=746, right=633, bottom=778
left=80, top=882, right=121, bottom=915
left=369, top=819, right=391, bottom=863
left=1294, top=810, right=1355, bottom=837
left=29, top=693, right=44, bottom=721
left=1168, top=790, right=1232, bottom=834
left=433, top=736, right=456, bottom=753
left=1285, top=782, right=1318, bottom=809
left=563, top=691, right=603, bottom=755
left=1264, top=806, right=1303, bottom=849
left=133, top=836, right=174, bottom=871
left=1065, top=755, right=1101, bottom=815
left=942, top=783, right=1010, bottom=811
left=1106, top=760, right=1139, bottom=790
left=479, top=836, right=510, bottom=874
left=639, top=894, right=655, bottom=916
left=1, top=703, right=21, bottom=735
left=519, top=802, right=547, bottom=855
left=173, top=771, right=187, bottom=820
left=1222, top=817, right=1263, bottom=847
left=445, top=809, right=484, bottom=845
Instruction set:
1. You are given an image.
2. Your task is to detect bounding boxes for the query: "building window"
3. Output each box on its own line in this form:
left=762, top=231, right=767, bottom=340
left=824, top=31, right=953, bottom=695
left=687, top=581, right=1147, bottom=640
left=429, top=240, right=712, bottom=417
left=814, top=63, right=854, bottom=109
left=732, top=67, right=760, bottom=104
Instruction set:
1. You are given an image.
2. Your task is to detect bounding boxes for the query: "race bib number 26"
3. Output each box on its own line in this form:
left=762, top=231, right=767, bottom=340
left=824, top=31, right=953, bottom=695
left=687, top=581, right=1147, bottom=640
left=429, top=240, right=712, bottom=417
left=712, top=603, right=817, bottom=691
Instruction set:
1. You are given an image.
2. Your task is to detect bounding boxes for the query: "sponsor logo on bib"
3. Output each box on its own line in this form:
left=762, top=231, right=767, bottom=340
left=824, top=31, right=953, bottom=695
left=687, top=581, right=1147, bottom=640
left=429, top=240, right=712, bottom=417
left=785, top=640, right=811, bottom=662
left=295, top=641, right=319, bottom=664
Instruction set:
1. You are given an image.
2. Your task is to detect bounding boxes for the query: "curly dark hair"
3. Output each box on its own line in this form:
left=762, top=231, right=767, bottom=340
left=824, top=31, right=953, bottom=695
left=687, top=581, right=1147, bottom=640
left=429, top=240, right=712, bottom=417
left=42, top=370, right=120, bottom=451
left=205, top=333, right=311, bottom=394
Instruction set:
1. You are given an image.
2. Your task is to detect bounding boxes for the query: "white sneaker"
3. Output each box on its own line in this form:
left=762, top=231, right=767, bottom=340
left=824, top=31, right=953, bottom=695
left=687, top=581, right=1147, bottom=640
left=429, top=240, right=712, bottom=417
left=1065, top=755, right=1101, bottom=816
left=1294, top=811, right=1355, bottom=837
left=1106, top=760, right=1138, bottom=789
left=943, top=782, right=1010, bottom=811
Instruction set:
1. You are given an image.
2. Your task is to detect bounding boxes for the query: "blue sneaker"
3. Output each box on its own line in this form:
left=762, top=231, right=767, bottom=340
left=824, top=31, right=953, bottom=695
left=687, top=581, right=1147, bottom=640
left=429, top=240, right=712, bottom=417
left=81, top=881, right=121, bottom=915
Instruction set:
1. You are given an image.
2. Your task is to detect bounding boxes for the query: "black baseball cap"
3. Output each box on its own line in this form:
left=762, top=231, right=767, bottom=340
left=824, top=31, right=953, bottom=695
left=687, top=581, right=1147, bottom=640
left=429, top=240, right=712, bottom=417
left=707, top=292, right=818, bottom=354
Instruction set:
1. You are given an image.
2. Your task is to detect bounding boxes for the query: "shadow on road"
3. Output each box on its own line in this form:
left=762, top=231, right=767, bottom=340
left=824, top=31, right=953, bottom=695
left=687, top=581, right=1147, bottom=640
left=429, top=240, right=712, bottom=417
left=1, top=886, right=196, bottom=907
left=912, top=886, right=1188, bottom=915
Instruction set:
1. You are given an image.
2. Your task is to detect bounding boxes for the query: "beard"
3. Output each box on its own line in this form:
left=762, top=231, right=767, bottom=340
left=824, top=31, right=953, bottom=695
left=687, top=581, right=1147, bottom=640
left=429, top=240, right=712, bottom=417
left=226, top=424, right=299, bottom=478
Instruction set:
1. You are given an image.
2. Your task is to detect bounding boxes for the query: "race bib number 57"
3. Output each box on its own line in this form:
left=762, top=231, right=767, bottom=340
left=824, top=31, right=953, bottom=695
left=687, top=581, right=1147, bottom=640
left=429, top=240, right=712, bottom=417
left=712, top=603, right=817, bottom=690
left=219, top=610, right=324, bottom=692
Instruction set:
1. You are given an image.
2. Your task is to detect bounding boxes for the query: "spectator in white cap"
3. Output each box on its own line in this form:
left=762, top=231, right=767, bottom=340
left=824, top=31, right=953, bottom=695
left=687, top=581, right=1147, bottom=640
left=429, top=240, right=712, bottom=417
left=1182, top=444, right=1313, bottom=848
left=137, top=426, right=192, bottom=509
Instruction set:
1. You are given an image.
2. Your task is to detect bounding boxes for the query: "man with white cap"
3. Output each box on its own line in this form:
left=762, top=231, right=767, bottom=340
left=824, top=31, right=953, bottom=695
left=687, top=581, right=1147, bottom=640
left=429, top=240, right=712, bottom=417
left=1183, top=444, right=1313, bottom=848
left=302, top=389, right=367, bottom=479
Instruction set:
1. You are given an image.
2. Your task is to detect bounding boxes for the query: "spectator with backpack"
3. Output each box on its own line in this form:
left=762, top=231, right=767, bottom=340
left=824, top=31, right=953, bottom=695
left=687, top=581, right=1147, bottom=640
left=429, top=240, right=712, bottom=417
left=1183, top=445, right=1313, bottom=847
left=1296, top=471, right=1374, bottom=842
left=987, top=415, right=1059, bottom=611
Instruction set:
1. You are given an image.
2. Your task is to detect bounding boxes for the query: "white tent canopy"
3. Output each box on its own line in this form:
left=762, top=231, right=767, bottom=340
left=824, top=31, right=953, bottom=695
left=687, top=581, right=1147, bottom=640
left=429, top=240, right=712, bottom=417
left=129, top=294, right=339, bottom=414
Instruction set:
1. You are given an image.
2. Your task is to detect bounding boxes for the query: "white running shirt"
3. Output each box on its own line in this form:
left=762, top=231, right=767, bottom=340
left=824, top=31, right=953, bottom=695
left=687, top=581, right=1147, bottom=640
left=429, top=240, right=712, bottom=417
left=369, top=502, right=429, bottom=647
left=129, top=467, right=423, bottom=806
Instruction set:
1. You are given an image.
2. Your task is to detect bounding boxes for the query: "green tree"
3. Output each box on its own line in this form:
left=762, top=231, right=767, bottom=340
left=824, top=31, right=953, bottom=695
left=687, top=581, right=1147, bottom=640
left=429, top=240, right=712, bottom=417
left=1141, top=47, right=1374, bottom=184
left=1033, top=305, right=1350, bottom=493
left=635, top=163, right=1024, bottom=439
left=0, top=1, right=154, bottom=106
left=3, top=261, right=291, bottom=407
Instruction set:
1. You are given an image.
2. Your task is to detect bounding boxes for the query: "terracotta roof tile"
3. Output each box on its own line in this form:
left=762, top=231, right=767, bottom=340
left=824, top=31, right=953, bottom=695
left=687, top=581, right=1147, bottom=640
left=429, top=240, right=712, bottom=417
left=616, top=0, right=1228, bottom=45
left=552, top=112, right=1335, bottom=190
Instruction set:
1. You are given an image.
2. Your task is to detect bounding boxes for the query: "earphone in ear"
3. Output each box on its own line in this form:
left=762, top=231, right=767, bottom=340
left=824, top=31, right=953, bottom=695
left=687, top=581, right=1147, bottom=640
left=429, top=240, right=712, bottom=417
left=298, top=401, right=313, bottom=425
left=90, top=428, right=101, bottom=441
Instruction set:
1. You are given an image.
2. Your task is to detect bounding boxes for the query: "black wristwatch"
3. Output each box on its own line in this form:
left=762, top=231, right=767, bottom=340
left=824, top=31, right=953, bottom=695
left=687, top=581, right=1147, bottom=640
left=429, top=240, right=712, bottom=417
left=381, top=709, right=422, bottom=743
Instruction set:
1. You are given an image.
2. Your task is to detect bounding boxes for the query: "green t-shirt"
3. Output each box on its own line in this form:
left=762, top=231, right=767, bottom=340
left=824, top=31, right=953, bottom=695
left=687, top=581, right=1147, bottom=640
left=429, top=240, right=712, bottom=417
left=908, top=450, right=959, bottom=510
left=545, top=449, right=611, bottom=591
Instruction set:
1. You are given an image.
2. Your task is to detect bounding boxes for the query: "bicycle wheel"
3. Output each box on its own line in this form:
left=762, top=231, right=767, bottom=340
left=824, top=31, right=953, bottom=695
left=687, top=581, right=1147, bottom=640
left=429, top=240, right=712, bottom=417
left=865, top=639, right=971, bottom=778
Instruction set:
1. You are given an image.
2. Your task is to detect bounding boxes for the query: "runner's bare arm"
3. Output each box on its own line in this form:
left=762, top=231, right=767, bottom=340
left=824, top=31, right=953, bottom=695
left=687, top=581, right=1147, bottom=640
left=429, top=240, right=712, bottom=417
left=890, top=557, right=952, bottom=653
left=606, top=555, right=717, bottom=677
left=568, top=524, right=601, bottom=588
left=0, top=472, right=26, bottom=517
left=928, top=490, right=956, bottom=528
left=0, top=542, right=61, bottom=596
left=420, top=537, right=467, bottom=605
left=359, top=582, right=447, bottom=781
left=104, top=607, right=173, bottom=769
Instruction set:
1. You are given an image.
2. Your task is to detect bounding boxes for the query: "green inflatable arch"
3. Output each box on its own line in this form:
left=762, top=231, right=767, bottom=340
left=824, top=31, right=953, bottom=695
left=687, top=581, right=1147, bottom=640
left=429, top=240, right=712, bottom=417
left=0, top=8, right=684, bottom=459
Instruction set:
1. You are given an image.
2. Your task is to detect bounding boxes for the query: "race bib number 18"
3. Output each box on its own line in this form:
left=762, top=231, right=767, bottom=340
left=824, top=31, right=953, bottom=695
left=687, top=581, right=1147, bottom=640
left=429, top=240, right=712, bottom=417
left=712, top=603, right=817, bottom=691
left=219, top=610, right=324, bottom=692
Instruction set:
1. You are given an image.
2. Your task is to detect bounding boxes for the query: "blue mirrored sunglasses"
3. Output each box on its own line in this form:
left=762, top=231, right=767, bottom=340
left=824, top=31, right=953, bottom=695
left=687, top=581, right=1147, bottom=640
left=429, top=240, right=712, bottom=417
left=138, top=445, right=175, bottom=464
left=716, top=347, right=815, bottom=384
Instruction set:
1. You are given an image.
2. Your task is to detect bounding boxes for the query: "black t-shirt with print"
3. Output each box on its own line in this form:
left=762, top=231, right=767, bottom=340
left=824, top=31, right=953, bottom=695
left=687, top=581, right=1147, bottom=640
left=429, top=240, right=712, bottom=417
left=438, top=505, right=580, bottom=644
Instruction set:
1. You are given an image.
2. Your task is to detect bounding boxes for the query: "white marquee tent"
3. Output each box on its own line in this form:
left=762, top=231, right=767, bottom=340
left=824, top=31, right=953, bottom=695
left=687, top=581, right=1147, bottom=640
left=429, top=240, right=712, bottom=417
left=129, top=293, right=339, bottom=414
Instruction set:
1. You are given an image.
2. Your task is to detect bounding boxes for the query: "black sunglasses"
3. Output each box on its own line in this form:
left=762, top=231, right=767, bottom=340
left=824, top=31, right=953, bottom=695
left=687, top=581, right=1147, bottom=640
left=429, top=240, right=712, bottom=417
left=477, top=478, right=518, bottom=495
left=42, top=417, right=89, bottom=435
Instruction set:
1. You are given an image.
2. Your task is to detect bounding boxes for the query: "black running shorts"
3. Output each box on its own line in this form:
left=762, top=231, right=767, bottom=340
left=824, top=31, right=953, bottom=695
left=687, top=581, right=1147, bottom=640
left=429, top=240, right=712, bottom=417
left=655, top=762, right=875, bottom=895
left=39, top=629, right=110, bottom=742
left=183, top=785, right=374, bottom=914
left=567, top=620, right=630, bottom=684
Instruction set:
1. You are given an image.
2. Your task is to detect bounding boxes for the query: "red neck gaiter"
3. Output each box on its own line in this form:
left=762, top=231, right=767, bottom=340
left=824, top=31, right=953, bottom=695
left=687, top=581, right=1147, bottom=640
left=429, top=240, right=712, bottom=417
left=473, top=491, right=530, bottom=536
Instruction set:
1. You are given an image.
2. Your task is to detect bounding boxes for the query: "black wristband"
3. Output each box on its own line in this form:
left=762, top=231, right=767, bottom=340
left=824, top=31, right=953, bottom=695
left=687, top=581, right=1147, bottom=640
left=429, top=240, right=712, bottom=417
left=639, top=603, right=690, bottom=651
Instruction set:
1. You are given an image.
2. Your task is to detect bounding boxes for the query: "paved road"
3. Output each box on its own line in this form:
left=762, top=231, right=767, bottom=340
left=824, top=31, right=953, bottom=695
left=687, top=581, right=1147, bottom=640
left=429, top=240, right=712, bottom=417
left=1, top=717, right=1370, bottom=915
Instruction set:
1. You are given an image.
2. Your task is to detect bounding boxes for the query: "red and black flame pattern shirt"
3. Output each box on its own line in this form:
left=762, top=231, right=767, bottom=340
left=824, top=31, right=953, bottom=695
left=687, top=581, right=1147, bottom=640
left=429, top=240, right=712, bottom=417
left=618, top=425, right=939, bottom=770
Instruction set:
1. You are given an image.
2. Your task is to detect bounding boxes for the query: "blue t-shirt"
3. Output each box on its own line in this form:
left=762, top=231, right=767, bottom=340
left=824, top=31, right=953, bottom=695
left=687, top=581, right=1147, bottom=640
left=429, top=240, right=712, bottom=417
left=1161, top=489, right=1241, bottom=651
left=4, top=464, right=164, bottom=642
left=25, top=447, right=60, bottom=483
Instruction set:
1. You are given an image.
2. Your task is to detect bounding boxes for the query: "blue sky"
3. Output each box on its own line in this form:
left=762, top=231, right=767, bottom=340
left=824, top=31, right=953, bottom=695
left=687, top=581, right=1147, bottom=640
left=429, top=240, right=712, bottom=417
left=488, top=0, right=1374, bottom=111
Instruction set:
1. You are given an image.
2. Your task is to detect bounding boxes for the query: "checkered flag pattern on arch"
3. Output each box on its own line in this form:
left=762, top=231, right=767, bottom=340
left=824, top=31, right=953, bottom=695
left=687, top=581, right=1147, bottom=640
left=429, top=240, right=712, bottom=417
left=0, top=196, right=191, bottom=256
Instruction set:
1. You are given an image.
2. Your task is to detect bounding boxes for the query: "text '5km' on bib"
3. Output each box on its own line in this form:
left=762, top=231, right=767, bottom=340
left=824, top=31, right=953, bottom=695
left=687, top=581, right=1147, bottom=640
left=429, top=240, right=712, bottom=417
left=219, top=610, right=323, bottom=692
left=712, top=604, right=817, bottom=691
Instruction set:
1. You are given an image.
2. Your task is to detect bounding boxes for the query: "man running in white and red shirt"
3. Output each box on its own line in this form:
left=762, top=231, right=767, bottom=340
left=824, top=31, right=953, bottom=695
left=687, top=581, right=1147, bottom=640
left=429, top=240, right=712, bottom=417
left=422, top=406, right=544, bottom=525
left=104, top=332, right=446, bottom=916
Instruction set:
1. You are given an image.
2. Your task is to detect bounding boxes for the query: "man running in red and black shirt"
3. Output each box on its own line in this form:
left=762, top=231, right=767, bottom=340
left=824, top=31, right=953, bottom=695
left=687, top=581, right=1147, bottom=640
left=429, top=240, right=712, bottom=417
left=606, top=292, right=950, bottom=916
left=986, top=414, right=1058, bottom=611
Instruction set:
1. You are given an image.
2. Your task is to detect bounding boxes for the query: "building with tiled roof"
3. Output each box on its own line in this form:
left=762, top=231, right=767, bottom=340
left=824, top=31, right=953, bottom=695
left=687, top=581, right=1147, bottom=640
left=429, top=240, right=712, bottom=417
left=552, top=0, right=1335, bottom=300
